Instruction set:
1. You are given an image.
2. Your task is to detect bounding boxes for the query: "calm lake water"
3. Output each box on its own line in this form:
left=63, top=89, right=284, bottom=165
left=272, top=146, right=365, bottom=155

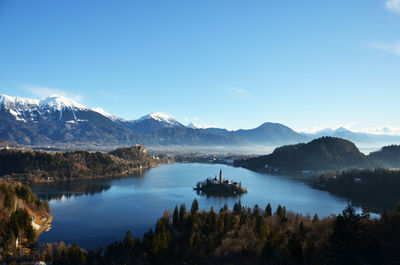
left=30, top=163, right=352, bottom=250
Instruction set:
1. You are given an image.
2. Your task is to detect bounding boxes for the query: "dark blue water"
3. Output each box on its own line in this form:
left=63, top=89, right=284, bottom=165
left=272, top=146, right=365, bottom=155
left=30, top=163, right=351, bottom=250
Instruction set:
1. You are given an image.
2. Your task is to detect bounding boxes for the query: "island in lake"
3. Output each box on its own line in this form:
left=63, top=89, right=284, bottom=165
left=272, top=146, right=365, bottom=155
left=194, top=169, right=247, bottom=196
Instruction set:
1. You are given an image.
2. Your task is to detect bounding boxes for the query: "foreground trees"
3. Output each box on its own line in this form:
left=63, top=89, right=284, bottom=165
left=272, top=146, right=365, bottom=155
left=0, top=180, right=49, bottom=256
left=37, top=200, right=400, bottom=265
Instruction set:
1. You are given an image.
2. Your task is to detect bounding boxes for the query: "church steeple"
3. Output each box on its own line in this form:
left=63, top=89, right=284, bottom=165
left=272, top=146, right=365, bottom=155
left=219, top=169, right=223, bottom=183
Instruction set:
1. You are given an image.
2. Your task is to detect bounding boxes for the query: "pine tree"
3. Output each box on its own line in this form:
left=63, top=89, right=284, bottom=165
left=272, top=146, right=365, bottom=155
left=312, top=213, right=319, bottom=223
left=190, top=199, right=199, bottom=215
left=265, top=203, right=272, bottom=217
left=276, top=205, right=283, bottom=217
left=219, top=203, right=229, bottom=213
left=255, top=215, right=268, bottom=240
left=179, top=203, right=186, bottom=226
left=233, top=200, right=242, bottom=215
left=328, top=204, right=370, bottom=265
left=253, top=204, right=260, bottom=218
left=123, top=230, right=134, bottom=249
left=173, top=205, right=179, bottom=228
left=209, top=206, right=217, bottom=232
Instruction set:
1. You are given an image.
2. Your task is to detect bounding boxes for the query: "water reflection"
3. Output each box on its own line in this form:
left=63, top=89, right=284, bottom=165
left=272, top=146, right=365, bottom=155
left=33, top=182, right=111, bottom=201
left=195, top=189, right=243, bottom=198
left=30, top=172, right=144, bottom=201
left=31, top=170, right=146, bottom=197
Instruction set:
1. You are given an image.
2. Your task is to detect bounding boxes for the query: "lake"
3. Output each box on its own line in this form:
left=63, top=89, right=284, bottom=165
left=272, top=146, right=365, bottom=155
left=30, top=163, right=352, bottom=250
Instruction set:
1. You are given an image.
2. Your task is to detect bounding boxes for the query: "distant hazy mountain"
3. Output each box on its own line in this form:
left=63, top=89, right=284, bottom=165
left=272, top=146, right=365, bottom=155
left=147, top=127, right=244, bottom=146
left=236, top=137, right=378, bottom=172
left=200, top=122, right=310, bottom=145
left=305, top=127, right=400, bottom=145
left=233, top=122, right=310, bottom=144
left=203, top=127, right=231, bottom=135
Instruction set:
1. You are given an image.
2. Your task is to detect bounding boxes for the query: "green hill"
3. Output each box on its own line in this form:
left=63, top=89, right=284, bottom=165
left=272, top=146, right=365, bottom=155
left=0, top=145, right=158, bottom=183
left=368, top=145, right=400, bottom=168
left=236, top=137, right=377, bottom=172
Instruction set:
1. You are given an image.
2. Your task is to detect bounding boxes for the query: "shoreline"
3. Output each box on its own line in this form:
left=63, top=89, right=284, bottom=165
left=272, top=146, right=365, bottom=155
left=2, top=162, right=171, bottom=184
left=34, top=216, right=54, bottom=238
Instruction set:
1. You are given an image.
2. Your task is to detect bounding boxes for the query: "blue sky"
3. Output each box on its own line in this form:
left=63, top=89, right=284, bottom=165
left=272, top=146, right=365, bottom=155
left=1, top=0, right=400, bottom=133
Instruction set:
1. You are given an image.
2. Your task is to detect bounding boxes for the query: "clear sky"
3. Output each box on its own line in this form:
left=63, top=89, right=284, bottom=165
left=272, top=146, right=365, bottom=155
left=1, top=0, right=400, bottom=133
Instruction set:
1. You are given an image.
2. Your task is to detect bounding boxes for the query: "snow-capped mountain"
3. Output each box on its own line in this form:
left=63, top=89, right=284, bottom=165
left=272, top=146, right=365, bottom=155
left=0, top=94, right=128, bottom=123
left=0, top=95, right=323, bottom=147
left=3, top=93, right=399, bottom=149
left=0, top=94, right=91, bottom=122
left=38, top=95, right=87, bottom=111
left=90, top=107, right=126, bottom=122
left=0, top=94, right=136, bottom=145
left=0, top=95, right=39, bottom=122
left=126, top=112, right=184, bottom=133
left=133, top=112, right=181, bottom=125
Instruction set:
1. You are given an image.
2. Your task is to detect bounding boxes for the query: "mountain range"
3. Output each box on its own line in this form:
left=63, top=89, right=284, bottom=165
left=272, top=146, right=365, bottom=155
left=1, top=94, right=400, bottom=150
left=303, top=127, right=400, bottom=145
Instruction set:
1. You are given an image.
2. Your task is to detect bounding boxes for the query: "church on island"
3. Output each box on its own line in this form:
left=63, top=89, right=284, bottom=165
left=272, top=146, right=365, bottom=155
left=194, top=169, right=247, bottom=196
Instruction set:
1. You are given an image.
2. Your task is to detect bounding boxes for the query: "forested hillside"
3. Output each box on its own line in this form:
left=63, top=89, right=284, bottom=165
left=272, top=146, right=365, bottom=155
left=315, top=168, right=400, bottom=212
left=0, top=145, right=158, bottom=183
left=368, top=145, right=400, bottom=168
left=0, top=180, right=49, bottom=257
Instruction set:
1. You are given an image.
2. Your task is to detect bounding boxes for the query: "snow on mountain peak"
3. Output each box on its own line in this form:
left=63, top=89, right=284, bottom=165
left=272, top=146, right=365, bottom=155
left=39, top=95, right=87, bottom=111
left=135, top=112, right=180, bottom=125
left=0, top=94, right=87, bottom=111
left=91, top=107, right=125, bottom=121
left=0, top=94, right=38, bottom=109
left=0, top=94, right=111, bottom=122
left=148, top=112, right=174, bottom=122
left=0, top=95, right=40, bottom=121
